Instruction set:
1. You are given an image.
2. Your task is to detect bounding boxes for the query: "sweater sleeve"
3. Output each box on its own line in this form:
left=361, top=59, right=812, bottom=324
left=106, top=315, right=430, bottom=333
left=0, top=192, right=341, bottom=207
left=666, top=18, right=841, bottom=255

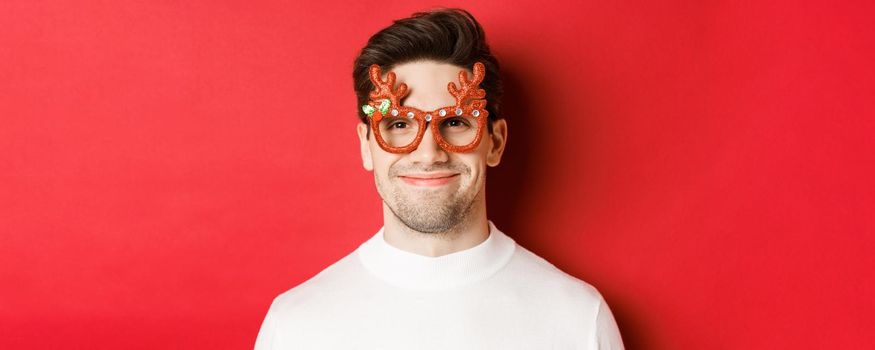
left=593, top=295, right=625, bottom=350
left=253, top=300, right=279, bottom=350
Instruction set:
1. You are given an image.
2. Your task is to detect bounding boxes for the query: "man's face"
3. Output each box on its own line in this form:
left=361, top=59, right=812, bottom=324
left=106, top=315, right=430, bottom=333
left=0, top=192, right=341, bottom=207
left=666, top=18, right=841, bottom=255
left=356, top=60, right=507, bottom=234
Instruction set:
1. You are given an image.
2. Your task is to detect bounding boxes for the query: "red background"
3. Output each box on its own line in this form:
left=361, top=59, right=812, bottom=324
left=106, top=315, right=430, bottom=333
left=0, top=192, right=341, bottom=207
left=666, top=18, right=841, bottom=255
left=2, top=1, right=873, bottom=349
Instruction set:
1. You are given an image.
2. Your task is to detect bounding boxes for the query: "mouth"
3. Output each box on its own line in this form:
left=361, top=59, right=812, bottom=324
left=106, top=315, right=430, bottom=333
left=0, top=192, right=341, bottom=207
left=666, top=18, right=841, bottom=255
left=398, top=173, right=460, bottom=187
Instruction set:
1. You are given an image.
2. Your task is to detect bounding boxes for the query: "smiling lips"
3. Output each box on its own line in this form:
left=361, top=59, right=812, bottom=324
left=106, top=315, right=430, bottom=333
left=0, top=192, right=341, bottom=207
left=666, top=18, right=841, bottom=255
left=398, top=173, right=460, bottom=187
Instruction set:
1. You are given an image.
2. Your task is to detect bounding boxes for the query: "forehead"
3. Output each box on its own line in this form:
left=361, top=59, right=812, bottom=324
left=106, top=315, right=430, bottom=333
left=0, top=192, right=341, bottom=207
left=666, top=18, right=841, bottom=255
left=386, top=60, right=471, bottom=110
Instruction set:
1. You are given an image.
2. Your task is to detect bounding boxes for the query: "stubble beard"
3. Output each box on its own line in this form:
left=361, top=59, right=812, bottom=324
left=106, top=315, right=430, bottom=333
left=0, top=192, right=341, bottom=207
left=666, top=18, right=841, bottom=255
left=376, top=163, right=478, bottom=234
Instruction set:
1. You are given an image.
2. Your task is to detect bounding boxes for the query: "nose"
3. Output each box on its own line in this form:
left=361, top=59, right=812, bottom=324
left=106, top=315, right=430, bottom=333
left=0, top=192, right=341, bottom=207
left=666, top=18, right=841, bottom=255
left=408, top=122, right=449, bottom=164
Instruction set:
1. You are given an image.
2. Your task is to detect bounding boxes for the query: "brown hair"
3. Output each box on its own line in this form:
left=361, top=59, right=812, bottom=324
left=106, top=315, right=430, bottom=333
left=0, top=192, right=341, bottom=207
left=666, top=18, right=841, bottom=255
left=352, top=8, right=503, bottom=136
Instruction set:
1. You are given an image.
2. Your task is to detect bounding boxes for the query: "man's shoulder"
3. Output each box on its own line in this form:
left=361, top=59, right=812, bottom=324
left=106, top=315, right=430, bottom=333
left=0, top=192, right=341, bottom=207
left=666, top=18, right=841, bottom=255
left=502, top=243, right=624, bottom=348
left=503, top=243, right=606, bottom=307
left=268, top=249, right=366, bottom=312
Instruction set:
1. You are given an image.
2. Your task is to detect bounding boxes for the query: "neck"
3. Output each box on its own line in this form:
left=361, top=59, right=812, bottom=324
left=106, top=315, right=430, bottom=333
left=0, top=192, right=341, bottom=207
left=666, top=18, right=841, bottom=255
left=381, top=197, right=489, bottom=257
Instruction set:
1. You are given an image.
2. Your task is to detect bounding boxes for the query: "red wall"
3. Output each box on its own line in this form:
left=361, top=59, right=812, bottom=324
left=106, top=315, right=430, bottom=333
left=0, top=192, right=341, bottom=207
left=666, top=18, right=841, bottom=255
left=2, top=1, right=872, bottom=349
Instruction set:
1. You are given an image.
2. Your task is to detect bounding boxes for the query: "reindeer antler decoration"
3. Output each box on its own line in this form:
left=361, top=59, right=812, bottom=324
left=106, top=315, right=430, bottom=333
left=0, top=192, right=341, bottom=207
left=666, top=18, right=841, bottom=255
left=448, top=62, right=487, bottom=110
left=363, top=65, right=409, bottom=121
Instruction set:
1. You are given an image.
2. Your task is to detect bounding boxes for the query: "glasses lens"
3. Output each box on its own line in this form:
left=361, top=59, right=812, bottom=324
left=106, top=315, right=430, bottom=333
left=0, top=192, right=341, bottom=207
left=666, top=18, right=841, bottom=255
left=439, top=115, right=479, bottom=147
left=377, top=116, right=421, bottom=148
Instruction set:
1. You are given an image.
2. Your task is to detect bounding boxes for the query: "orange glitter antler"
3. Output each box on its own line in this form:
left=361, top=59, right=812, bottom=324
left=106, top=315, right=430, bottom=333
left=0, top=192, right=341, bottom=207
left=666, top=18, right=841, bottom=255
left=447, top=62, right=487, bottom=109
left=368, top=64, right=409, bottom=108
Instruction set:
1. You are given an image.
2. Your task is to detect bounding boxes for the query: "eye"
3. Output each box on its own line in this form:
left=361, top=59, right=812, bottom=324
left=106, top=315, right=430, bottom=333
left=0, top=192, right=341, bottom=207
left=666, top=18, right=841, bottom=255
left=389, top=121, right=408, bottom=129
left=442, top=117, right=471, bottom=128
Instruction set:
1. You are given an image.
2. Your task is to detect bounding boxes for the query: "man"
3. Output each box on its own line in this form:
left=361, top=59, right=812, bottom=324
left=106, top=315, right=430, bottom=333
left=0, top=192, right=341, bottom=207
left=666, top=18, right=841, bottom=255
left=254, top=8, right=624, bottom=350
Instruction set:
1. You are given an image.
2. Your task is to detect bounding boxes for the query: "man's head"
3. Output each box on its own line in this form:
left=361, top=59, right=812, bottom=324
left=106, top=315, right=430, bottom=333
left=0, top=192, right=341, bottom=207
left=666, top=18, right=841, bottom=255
left=353, top=9, right=503, bottom=134
left=352, top=9, right=507, bottom=234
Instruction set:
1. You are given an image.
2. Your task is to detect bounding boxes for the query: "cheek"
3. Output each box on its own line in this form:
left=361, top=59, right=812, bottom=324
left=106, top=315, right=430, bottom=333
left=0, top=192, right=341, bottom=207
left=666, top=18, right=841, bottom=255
left=369, top=149, right=401, bottom=179
left=373, top=160, right=392, bottom=180
left=457, top=156, right=487, bottom=182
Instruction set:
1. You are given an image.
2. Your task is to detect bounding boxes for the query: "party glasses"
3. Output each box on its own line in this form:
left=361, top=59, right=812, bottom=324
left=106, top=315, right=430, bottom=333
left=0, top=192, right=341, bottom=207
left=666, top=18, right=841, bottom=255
left=362, top=62, right=490, bottom=154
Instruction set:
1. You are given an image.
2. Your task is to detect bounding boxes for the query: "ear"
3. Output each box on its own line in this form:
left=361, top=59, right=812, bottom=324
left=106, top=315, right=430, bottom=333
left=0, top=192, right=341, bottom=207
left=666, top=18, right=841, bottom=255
left=356, top=122, right=374, bottom=171
left=486, top=119, right=508, bottom=167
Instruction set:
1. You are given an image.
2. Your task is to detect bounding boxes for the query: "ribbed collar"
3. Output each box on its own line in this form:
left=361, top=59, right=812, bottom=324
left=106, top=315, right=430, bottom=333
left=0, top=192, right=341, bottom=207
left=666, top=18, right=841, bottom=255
left=356, top=220, right=517, bottom=291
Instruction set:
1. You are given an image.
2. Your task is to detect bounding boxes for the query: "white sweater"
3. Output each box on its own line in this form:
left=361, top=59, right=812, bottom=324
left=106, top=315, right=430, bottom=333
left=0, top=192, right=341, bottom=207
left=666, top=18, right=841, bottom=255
left=254, top=221, right=625, bottom=349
